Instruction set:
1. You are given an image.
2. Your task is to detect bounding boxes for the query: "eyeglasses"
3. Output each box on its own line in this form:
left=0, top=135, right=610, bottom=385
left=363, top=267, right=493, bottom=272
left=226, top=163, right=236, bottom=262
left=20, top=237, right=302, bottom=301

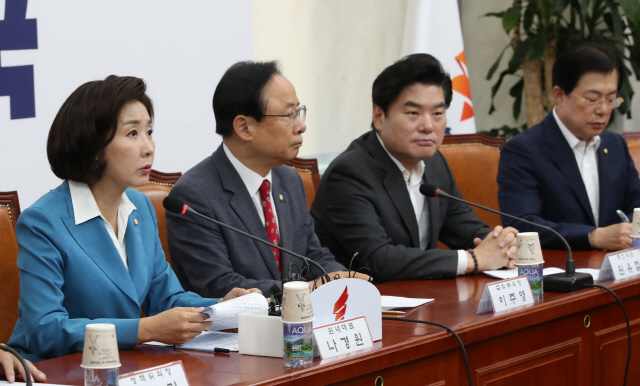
left=571, top=94, right=624, bottom=109
left=262, top=105, right=307, bottom=126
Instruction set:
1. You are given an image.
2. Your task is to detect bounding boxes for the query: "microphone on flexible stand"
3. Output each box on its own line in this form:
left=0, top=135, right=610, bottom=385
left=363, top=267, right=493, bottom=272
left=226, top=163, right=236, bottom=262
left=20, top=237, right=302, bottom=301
left=162, top=196, right=329, bottom=281
left=419, top=183, right=593, bottom=292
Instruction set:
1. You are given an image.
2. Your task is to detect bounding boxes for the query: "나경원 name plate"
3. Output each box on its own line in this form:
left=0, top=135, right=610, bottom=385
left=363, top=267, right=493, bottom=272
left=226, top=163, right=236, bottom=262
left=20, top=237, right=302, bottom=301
left=314, top=315, right=373, bottom=359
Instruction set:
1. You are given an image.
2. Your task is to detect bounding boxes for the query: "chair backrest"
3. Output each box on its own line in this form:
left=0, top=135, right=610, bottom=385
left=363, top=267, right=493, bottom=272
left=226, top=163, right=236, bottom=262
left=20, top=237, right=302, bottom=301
left=439, top=134, right=506, bottom=229
left=0, top=191, right=21, bottom=231
left=622, top=132, right=640, bottom=177
left=285, top=157, right=320, bottom=211
left=0, top=204, right=20, bottom=343
left=131, top=170, right=182, bottom=266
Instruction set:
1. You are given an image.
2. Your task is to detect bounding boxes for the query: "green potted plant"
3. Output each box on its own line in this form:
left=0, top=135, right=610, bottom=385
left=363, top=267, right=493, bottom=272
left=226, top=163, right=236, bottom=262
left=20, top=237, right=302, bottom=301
left=484, top=0, right=640, bottom=137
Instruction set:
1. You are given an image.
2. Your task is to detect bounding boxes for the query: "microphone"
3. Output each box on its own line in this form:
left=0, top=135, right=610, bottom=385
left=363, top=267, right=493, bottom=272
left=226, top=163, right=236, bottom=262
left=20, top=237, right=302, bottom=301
left=420, top=183, right=593, bottom=292
left=163, top=196, right=328, bottom=277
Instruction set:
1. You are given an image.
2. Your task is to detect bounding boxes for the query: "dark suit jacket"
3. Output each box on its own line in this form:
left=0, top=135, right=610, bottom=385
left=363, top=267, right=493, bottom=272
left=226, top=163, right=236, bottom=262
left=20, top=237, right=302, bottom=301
left=497, top=112, right=640, bottom=250
left=166, top=145, right=345, bottom=297
left=310, top=131, right=491, bottom=282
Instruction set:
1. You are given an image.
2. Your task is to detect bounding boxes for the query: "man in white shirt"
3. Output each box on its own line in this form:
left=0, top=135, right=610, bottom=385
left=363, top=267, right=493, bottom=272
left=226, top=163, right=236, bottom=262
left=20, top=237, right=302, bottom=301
left=498, top=43, right=640, bottom=250
left=311, top=54, right=518, bottom=282
left=166, top=61, right=369, bottom=297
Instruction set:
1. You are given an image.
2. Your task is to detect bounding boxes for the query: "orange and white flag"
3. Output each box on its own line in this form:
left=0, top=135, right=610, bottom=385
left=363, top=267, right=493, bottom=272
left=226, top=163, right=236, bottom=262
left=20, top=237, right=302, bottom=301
left=401, top=0, right=476, bottom=135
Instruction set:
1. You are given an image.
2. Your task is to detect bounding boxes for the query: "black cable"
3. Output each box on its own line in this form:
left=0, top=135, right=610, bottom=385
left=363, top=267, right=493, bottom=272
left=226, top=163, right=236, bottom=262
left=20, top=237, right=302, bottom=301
left=382, top=317, right=472, bottom=386
left=0, top=344, right=32, bottom=386
left=585, top=284, right=630, bottom=386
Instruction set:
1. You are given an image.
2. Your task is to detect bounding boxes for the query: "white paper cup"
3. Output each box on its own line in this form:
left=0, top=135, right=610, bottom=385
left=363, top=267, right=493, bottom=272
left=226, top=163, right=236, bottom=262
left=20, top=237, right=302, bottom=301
left=81, top=324, right=121, bottom=369
left=631, top=208, right=640, bottom=237
left=281, top=281, right=314, bottom=323
left=515, top=232, right=544, bottom=266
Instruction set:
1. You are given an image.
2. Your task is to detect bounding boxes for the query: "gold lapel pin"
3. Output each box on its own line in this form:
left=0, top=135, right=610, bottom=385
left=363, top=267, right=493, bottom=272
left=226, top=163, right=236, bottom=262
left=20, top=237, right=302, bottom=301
left=134, top=219, right=139, bottom=226
left=604, top=148, right=608, bottom=154
left=279, top=194, right=284, bottom=201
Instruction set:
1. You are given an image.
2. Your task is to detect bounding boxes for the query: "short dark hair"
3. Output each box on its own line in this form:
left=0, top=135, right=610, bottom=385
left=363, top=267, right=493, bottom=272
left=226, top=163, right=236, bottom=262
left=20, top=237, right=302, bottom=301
left=552, top=43, right=622, bottom=94
left=212, top=61, right=281, bottom=137
left=371, top=53, right=452, bottom=128
left=47, top=75, right=153, bottom=185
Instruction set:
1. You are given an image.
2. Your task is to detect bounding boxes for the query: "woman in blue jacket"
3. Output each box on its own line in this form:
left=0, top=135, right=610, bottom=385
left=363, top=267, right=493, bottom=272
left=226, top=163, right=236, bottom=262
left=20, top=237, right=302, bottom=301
left=8, top=76, right=259, bottom=362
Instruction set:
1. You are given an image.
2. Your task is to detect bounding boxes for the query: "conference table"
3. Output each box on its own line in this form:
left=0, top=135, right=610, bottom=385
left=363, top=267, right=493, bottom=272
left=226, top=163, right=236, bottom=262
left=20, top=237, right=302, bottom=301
left=34, top=250, right=640, bottom=385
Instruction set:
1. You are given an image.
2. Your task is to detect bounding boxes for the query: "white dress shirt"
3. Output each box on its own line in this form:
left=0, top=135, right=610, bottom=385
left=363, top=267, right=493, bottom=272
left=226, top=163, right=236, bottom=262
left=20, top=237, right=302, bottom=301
left=553, top=107, right=601, bottom=225
left=68, top=180, right=136, bottom=270
left=376, top=134, right=468, bottom=275
left=223, top=144, right=279, bottom=229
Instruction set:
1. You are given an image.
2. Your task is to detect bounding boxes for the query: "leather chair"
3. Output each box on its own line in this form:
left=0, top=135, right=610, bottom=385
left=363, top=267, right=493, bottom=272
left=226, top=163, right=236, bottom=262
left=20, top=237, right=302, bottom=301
left=622, top=132, right=640, bottom=177
left=0, top=191, right=21, bottom=231
left=285, top=157, right=320, bottom=211
left=439, top=134, right=506, bottom=229
left=0, top=191, right=21, bottom=343
left=132, top=170, right=181, bottom=266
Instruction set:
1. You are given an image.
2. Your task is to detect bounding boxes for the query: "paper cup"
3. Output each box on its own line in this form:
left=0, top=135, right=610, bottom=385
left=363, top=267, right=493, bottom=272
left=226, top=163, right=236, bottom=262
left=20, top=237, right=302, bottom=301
left=515, top=232, right=544, bottom=266
left=81, top=324, right=121, bottom=369
left=281, top=281, right=314, bottom=323
left=631, top=208, right=640, bottom=237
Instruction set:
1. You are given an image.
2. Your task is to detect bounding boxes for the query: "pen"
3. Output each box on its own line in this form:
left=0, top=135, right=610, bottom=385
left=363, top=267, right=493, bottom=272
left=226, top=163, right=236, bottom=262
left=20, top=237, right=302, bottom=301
left=213, top=347, right=230, bottom=354
left=617, top=209, right=630, bottom=223
left=381, top=310, right=405, bottom=314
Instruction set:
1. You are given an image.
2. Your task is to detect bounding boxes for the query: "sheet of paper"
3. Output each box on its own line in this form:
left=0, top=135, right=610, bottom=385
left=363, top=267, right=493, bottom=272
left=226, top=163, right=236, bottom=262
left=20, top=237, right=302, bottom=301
left=0, top=382, right=71, bottom=386
left=202, top=293, right=268, bottom=331
left=141, top=341, right=171, bottom=346
left=380, top=295, right=434, bottom=310
left=176, top=331, right=239, bottom=352
left=484, top=267, right=600, bottom=280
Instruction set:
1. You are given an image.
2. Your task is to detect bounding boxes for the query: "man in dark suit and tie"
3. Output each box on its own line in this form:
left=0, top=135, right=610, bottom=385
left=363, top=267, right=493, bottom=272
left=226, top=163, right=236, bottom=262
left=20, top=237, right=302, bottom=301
left=311, top=54, right=518, bottom=282
left=498, top=43, right=640, bottom=251
left=166, top=61, right=369, bottom=297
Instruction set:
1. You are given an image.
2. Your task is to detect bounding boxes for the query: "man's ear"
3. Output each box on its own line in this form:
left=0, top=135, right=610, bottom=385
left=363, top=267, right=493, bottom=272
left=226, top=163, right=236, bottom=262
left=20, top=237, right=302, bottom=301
left=372, top=105, right=385, bottom=132
left=233, top=115, right=253, bottom=142
left=552, top=86, right=566, bottom=107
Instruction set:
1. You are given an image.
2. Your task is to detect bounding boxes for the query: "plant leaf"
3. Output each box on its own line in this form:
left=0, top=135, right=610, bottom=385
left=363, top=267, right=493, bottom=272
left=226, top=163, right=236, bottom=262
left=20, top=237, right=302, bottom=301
left=486, top=43, right=511, bottom=80
left=508, top=39, right=533, bottom=72
left=619, top=0, right=640, bottom=25
left=604, top=0, right=624, bottom=38
left=523, top=3, right=536, bottom=33
left=488, top=69, right=515, bottom=115
left=527, top=34, right=547, bottom=61
left=552, top=0, right=571, bottom=15
left=510, top=79, right=525, bottom=121
left=502, top=7, right=522, bottom=31
left=539, top=0, right=552, bottom=30
left=484, top=11, right=505, bottom=18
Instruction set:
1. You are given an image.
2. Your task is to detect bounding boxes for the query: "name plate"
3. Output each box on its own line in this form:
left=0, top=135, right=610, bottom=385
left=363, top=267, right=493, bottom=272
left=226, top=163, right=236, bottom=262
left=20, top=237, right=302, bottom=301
left=598, top=248, right=640, bottom=281
left=119, top=361, right=190, bottom=386
left=314, top=315, right=373, bottom=359
left=477, top=276, right=534, bottom=314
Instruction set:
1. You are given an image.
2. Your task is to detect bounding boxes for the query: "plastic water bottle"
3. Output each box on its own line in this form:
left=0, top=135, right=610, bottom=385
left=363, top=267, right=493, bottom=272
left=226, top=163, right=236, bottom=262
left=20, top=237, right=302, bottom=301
left=283, top=321, right=314, bottom=368
left=84, top=367, right=119, bottom=386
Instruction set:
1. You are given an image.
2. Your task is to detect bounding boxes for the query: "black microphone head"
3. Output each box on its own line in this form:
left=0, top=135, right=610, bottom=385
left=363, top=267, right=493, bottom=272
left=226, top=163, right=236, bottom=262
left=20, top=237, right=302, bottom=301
left=419, top=183, right=439, bottom=197
left=163, top=196, right=185, bottom=214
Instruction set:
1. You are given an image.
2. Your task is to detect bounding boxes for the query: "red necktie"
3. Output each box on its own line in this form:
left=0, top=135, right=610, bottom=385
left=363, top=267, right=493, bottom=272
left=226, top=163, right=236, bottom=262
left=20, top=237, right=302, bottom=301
left=259, top=180, right=281, bottom=272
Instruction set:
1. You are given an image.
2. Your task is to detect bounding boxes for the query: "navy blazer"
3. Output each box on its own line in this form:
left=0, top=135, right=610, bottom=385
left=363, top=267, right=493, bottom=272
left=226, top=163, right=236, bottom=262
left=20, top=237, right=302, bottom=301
left=8, top=182, right=217, bottom=362
left=311, top=131, right=491, bottom=281
left=498, top=112, right=640, bottom=249
left=166, top=145, right=345, bottom=297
